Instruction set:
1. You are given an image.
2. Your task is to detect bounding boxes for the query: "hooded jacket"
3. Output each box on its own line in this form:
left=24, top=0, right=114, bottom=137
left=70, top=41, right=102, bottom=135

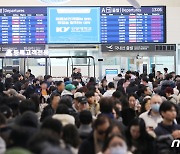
left=61, top=90, right=73, bottom=97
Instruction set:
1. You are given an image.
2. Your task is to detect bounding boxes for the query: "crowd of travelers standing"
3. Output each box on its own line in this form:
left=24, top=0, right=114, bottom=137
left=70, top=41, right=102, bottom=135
left=0, top=67, right=179, bottom=154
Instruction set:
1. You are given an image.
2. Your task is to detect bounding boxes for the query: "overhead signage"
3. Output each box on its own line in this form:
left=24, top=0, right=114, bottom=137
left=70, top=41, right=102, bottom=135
left=101, top=44, right=176, bottom=52
left=0, top=44, right=47, bottom=57
left=100, top=6, right=166, bottom=43
left=0, top=6, right=166, bottom=44
left=0, top=7, right=47, bottom=44
left=5, top=49, right=48, bottom=57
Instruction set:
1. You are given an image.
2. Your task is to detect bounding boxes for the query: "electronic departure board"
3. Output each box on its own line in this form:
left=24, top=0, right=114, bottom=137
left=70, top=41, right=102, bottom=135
left=48, top=7, right=100, bottom=43
left=0, top=6, right=166, bottom=45
left=100, top=6, right=166, bottom=43
left=0, top=7, right=47, bottom=44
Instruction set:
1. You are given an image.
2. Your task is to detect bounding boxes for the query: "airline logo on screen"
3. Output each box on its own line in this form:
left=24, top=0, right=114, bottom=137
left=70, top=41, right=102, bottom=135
left=56, top=27, right=70, bottom=33
left=39, top=0, right=71, bottom=4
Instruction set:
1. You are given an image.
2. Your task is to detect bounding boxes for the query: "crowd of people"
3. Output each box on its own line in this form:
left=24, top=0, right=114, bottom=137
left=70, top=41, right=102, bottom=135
left=0, top=67, right=179, bottom=154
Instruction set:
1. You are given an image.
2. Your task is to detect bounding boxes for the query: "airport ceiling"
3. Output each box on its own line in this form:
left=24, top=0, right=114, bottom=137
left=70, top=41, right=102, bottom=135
left=1, top=0, right=180, bottom=7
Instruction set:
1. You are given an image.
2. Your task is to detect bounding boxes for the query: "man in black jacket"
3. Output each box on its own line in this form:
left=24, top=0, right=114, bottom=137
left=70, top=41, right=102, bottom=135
left=40, top=93, right=60, bottom=122
left=27, top=69, right=35, bottom=79
left=155, top=101, right=180, bottom=154
left=71, top=68, right=82, bottom=80
left=78, top=115, right=111, bottom=154
left=51, top=81, right=65, bottom=96
left=23, top=79, right=40, bottom=98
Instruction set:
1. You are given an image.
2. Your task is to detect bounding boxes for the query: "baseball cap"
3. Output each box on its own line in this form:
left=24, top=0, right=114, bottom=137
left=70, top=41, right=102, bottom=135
left=65, top=84, right=76, bottom=91
left=77, top=96, right=88, bottom=104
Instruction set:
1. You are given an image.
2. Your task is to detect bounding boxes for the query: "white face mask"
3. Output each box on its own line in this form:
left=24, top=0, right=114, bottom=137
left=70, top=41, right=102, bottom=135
left=110, top=146, right=127, bottom=154
left=151, top=103, right=160, bottom=113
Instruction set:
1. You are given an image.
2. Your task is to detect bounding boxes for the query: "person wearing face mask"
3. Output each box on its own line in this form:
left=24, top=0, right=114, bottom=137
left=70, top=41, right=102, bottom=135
left=101, top=134, right=132, bottom=154
left=139, top=95, right=163, bottom=130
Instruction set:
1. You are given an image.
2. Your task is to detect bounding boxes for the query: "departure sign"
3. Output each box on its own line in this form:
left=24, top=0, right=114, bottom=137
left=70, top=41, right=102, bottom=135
left=101, top=6, right=166, bottom=43
left=0, top=7, right=47, bottom=44
left=0, top=6, right=166, bottom=44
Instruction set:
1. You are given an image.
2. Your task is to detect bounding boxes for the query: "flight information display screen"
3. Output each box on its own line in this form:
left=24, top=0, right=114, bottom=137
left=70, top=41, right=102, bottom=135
left=0, top=6, right=166, bottom=44
left=100, top=6, right=166, bottom=43
left=48, top=7, right=100, bottom=43
left=0, top=7, right=47, bottom=44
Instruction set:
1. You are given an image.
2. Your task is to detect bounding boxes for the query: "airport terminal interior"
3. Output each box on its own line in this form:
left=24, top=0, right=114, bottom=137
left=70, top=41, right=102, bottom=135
left=0, top=0, right=180, bottom=154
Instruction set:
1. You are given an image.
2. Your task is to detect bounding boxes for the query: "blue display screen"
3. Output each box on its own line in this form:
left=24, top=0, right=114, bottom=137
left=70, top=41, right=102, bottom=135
left=100, top=6, right=166, bottom=43
left=0, top=7, right=47, bottom=44
left=0, top=6, right=166, bottom=44
left=48, top=7, right=100, bottom=43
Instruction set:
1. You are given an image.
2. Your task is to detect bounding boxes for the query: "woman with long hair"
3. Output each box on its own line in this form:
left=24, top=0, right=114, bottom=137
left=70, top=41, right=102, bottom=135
left=125, top=118, right=155, bottom=154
